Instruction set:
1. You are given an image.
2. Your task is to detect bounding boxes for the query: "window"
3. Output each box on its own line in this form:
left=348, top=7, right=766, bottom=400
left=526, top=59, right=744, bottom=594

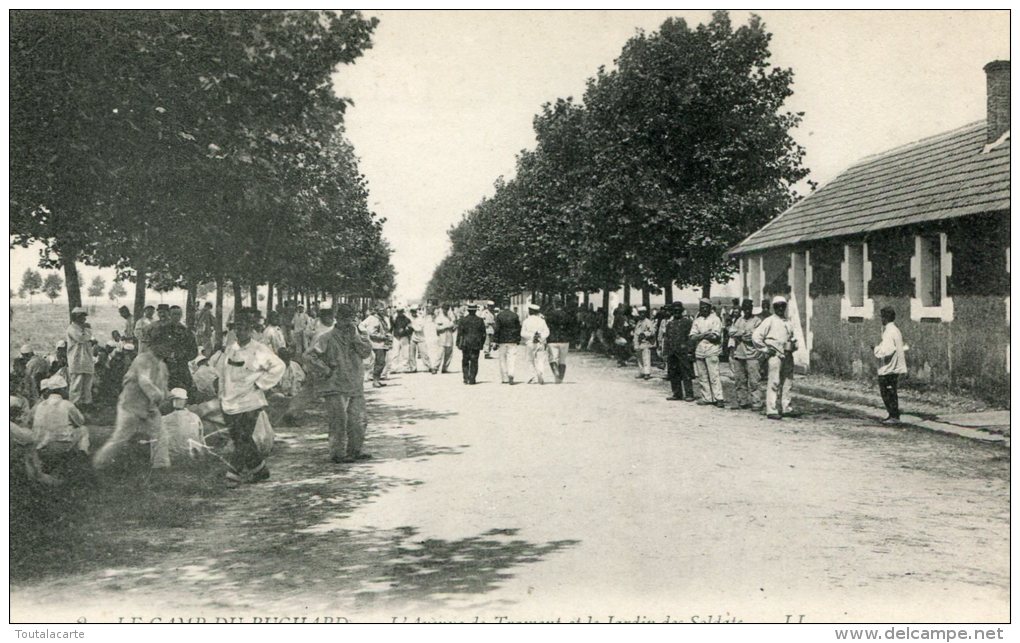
left=910, top=232, right=953, bottom=322
left=840, top=241, right=873, bottom=320
left=846, top=243, right=865, bottom=306
left=918, top=234, right=941, bottom=306
left=742, top=255, right=763, bottom=303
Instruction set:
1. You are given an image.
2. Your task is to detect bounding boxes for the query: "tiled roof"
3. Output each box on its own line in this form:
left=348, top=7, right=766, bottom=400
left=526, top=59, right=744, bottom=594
left=728, top=120, right=1010, bottom=256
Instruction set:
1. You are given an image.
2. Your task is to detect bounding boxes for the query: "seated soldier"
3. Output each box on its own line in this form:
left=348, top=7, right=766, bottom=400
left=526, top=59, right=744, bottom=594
left=26, top=375, right=93, bottom=486
left=152, top=388, right=205, bottom=469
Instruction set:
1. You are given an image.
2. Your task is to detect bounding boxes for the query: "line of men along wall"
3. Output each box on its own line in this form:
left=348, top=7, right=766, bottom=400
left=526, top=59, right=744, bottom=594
left=739, top=212, right=1010, bottom=405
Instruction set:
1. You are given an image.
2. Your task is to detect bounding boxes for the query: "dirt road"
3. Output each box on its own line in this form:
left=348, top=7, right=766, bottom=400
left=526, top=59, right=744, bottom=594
left=11, top=350, right=1009, bottom=623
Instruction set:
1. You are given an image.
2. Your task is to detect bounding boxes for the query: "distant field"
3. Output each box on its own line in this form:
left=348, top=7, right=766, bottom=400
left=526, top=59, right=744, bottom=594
left=10, top=303, right=129, bottom=363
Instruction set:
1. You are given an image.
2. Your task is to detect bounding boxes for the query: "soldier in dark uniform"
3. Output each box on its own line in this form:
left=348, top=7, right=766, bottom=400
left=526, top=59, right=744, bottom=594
left=664, top=302, right=696, bottom=401
left=165, top=305, right=199, bottom=399
left=492, top=300, right=523, bottom=384
left=544, top=300, right=576, bottom=383
left=456, top=304, right=487, bottom=385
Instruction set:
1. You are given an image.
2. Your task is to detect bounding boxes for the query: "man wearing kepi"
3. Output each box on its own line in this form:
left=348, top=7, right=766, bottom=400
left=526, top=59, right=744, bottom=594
left=358, top=304, right=392, bottom=388
left=752, top=296, right=797, bottom=420
left=873, top=306, right=907, bottom=425
left=218, top=310, right=285, bottom=485
left=728, top=298, right=763, bottom=410
left=663, top=303, right=696, bottom=401
left=689, top=298, right=724, bottom=406
left=520, top=303, right=550, bottom=385
left=633, top=306, right=657, bottom=380
left=492, top=300, right=522, bottom=385
left=456, top=304, right=487, bottom=385
left=66, top=306, right=95, bottom=408
left=304, top=304, right=374, bottom=464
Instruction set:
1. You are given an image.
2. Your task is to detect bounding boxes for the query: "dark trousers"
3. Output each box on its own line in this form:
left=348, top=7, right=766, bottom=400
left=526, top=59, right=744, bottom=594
left=461, top=349, right=480, bottom=383
left=371, top=349, right=387, bottom=381
left=878, top=373, right=900, bottom=419
left=225, top=409, right=262, bottom=473
left=667, top=353, right=696, bottom=399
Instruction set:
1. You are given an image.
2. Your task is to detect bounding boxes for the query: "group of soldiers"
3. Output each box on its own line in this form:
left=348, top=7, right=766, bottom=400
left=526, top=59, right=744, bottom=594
left=11, top=286, right=908, bottom=492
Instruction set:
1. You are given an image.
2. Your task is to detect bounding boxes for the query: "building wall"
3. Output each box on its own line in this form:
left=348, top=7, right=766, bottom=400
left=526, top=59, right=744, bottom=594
left=738, top=212, right=1009, bottom=405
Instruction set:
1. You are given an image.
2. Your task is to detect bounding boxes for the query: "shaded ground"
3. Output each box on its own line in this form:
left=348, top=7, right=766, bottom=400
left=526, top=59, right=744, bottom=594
left=10, top=348, right=1009, bottom=623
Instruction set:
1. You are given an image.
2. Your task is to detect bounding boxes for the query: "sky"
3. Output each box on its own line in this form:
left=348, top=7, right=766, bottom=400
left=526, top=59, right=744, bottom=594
left=8, top=10, right=1011, bottom=306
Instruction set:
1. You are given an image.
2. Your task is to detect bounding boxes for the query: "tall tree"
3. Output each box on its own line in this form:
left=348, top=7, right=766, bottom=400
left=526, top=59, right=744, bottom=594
left=108, top=280, right=127, bottom=303
left=42, top=273, right=64, bottom=304
left=18, top=269, right=43, bottom=307
left=87, top=275, right=106, bottom=309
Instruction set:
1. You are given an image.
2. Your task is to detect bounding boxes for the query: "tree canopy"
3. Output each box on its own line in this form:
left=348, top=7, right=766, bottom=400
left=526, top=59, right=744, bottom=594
left=11, top=10, right=394, bottom=320
left=426, top=11, right=809, bottom=302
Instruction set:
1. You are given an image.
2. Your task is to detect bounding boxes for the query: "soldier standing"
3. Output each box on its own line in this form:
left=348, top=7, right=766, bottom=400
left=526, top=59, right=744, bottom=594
left=492, top=300, right=522, bottom=384
left=456, top=304, right=487, bottom=384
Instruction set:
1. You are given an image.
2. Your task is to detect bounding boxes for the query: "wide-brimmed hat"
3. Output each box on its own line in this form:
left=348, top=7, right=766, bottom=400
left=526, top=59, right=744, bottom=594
left=169, top=387, right=188, bottom=401
left=527, top=303, right=541, bottom=311
left=19, top=344, right=32, bottom=355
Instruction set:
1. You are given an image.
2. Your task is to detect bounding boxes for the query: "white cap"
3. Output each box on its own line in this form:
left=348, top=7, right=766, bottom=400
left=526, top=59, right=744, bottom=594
left=752, top=306, right=763, bottom=315
left=56, top=340, right=67, bottom=349
left=19, top=344, right=32, bottom=355
left=71, top=306, right=87, bottom=314
left=528, top=303, right=541, bottom=311
left=41, top=375, right=67, bottom=390
left=772, top=296, right=787, bottom=305
left=169, top=388, right=188, bottom=400
left=123, top=342, right=136, bottom=350
left=636, top=306, right=647, bottom=312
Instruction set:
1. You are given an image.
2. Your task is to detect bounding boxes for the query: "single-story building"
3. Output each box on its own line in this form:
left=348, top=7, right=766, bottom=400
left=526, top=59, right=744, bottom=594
left=728, top=60, right=1010, bottom=404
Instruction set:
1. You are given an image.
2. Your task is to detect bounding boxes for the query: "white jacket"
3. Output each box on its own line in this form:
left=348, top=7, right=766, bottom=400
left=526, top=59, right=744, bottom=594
left=217, top=340, right=285, bottom=415
left=874, top=322, right=907, bottom=376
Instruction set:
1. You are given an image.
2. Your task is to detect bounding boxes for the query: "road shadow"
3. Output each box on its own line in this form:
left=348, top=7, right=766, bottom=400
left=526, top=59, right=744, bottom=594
left=11, top=388, right=578, bottom=615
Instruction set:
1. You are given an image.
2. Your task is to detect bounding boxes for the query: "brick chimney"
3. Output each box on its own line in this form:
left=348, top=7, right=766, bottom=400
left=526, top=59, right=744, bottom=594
left=984, top=60, right=1010, bottom=144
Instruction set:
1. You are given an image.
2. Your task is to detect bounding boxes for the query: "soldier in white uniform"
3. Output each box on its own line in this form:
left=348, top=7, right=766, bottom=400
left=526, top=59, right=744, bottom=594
left=520, top=303, right=550, bottom=385
left=689, top=298, right=725, bottom=406
left=752, top=296, right=797, bottom=419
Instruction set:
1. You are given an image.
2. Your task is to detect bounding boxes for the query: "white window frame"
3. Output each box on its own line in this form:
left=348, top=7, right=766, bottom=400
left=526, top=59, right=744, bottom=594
left=840, top=241, right=874, bottom=320
left=739, top=255, right=764, bottom=304
left=909, top=232, right=954, bottom=322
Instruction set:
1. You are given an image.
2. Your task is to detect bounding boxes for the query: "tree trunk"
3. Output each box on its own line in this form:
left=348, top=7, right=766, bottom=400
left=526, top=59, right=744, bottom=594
left=267, top=282, right=274, bottom=316
left=233, top=281, right=243, bottom=312
left=701, top=274, right=712, bottom=300
left=623, top=284, right=631, bottom=305
left=249, top=284, right=258, bottom=308
left=61, top=253, right=83, bottom=314
left=641, top=287, right=651, bottom=310
left=132, top=257, right=147, bottom=322
left=664, top=284, right=674, bottom=305
left=215, top=277, right=225, bottom=345
left=185, top=281, right=197, bottom=330
left=582, top=291, right=589, bottom=307
left=602, top=284, right=611, bottom=326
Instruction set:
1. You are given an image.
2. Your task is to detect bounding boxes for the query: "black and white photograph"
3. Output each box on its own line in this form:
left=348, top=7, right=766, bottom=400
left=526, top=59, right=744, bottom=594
left=7, top=8, right=1011, bottom=632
